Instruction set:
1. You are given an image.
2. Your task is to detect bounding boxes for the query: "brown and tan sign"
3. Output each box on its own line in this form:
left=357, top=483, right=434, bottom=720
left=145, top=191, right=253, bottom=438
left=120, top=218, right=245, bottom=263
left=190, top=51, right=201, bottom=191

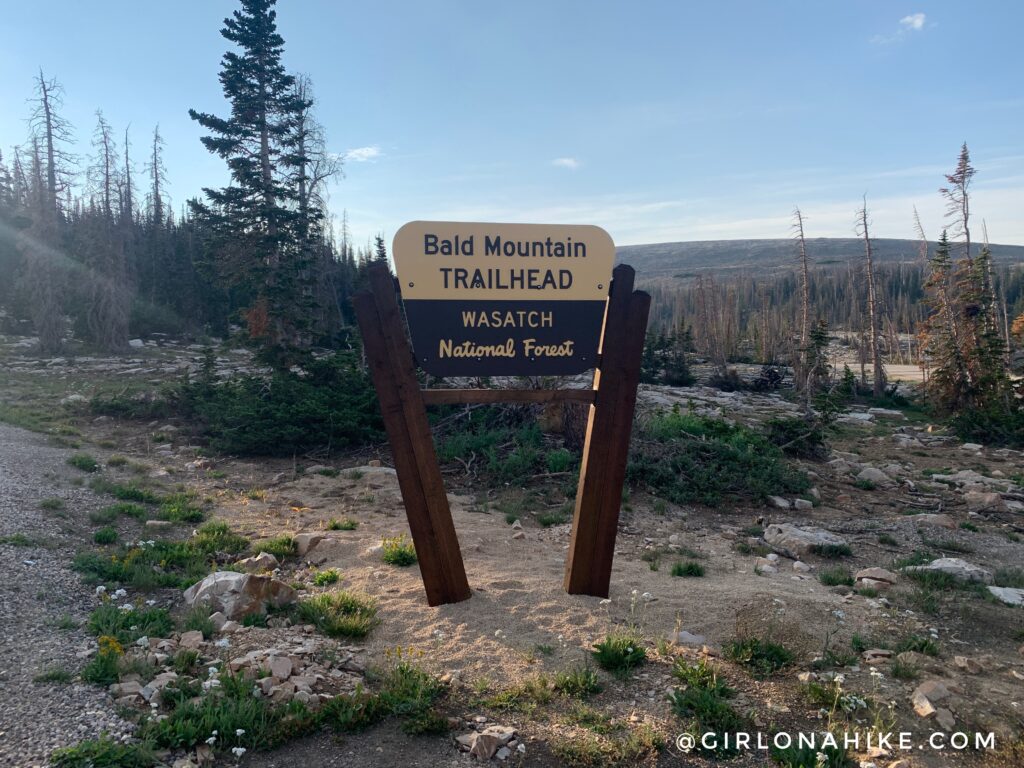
left=392, top=221, right=615, bottom=376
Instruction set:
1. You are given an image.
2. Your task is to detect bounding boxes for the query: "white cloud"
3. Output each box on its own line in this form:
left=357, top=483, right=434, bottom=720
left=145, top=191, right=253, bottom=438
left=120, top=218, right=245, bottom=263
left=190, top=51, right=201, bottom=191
left=900, top=13, right=926, bottom=32
left=344, top=146, right=382, bottom=162
left=872, top=12, right=927, bottom=44
left=552, top=157, right=580, bottom=170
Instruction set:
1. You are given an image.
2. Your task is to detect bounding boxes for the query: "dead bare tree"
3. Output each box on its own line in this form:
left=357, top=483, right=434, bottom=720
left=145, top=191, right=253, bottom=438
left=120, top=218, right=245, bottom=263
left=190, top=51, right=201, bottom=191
left=791, top=207, right=812, bottom=391
left=856, top=197, right=885, bottom=397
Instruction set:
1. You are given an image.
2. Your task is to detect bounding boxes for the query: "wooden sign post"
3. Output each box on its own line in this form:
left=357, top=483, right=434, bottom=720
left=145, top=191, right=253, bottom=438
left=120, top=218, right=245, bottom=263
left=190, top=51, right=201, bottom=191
left=353, top=222, right=649, bottom=605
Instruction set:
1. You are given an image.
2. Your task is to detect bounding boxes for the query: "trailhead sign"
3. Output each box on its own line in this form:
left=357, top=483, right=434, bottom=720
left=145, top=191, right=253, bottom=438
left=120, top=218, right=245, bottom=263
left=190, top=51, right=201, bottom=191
left=392, top=221, right=616, bottom=376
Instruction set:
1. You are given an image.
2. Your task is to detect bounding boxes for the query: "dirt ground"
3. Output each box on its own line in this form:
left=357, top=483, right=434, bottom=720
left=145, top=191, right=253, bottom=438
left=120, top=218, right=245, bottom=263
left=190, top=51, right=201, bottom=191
left=0, top=339, right=1022, bottom=767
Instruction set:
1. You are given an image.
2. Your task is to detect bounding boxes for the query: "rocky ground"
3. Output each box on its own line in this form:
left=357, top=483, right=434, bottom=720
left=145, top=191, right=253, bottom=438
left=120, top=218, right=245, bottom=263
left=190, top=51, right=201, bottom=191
left=0, top=334, right=1022, bottom=767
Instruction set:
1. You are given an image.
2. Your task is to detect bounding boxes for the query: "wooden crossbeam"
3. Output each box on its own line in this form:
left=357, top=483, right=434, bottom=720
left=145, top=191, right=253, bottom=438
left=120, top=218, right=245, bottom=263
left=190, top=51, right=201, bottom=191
left=421, top=389, right=596, bottom=406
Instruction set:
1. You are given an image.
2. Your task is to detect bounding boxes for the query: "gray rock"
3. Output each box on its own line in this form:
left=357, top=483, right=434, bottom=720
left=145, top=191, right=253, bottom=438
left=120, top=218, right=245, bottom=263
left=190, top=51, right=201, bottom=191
left=987, top=586, right=1024, bottom=606
left=294, top=532, right=326, bottom=556
left=906, top=513, right=956, bottom=529
left=235, top=552, right=280, bottom=572
left=793, top=498, right=813, bottom=511
left=856, top=467, right=893, bottom=487
left=767, top=495, right=791, bottom=509
left=764, top=523, right=848, bottom=559
left=963, top=491, right=1007, bottom=513
left=183, top=571, right=297, bottom=620
left=903, top=558, right=993, bottom=585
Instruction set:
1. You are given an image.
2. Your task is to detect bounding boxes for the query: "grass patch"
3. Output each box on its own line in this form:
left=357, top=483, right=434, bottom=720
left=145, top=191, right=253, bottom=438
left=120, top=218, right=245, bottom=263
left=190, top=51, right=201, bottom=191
left=0, top=533, right=37, bottom=546
left=180, top=604, right=215, bottom=639
left=877, top=533, right=898, bottom=547
left=669, top=658, right=742, bottom=758
left=959, top=521, right=979, bottom=532
left=54, top=614, right=78, bottom=630
left=808, top=543, right=852, bottom=559
left=894, top=635, right=939, bottom=656
left=381, top=535, right=417, bottom=566
left=995, top=568, right=1024, bottom=588
left=93, top=527, right=118, bottom=545
left=39, top=497, right=66, bottom=511
left=891, top=658, right=918, bottom=680
left=73, top=521, right=249, bottom=590
left=295, top=591, right=379, bottom=639
left=772, top=742, right=854, bottom=767
left=253, top=536, right=296, bottom=560
left=593, top=631, right=646, bottom=677
left=87, top=603, right=174, bottom=645
left=724, top=637, right=794, bottom=677
left=51, top=736, right=157, bottom=768
left=921, top=537, right=973, bottom=554
left=89, top=478, right=162, bottom=504
left=537, top=506, right=570, bottom=527
left=553, top=664, right=602, bottom=699
left=312, top=568, right=341, bottom=586
left=550, top=725, right=663, bottom=767
left=33, top=666, right=73, bottom=684
left=627, top=409, right=809, bottom=506
left=483, top=674, right=554, bottom=714
left=671, top=560, right=705, bottom=578
left=818, top=566, right=854, bottom=587
left=326, top=517, right=357, bottom=531
left=68, top=453, right=100, bottom=473
left=159, top=493, right=205, bottom=524
left=89, top=502, right=148, bottom=525
left=734, top=540, right=771, bottom=556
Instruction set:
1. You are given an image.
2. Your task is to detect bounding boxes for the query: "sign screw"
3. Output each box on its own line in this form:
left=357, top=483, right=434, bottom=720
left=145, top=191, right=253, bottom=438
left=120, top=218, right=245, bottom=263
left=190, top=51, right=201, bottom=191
left=408, top=282, right=415, bottom=287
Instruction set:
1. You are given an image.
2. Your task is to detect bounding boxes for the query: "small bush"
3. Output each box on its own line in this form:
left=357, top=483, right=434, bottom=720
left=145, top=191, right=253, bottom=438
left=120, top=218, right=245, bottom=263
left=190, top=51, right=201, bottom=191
left=995, top=567, right=1024, bottom=588
left=87, top=603, right=174, bottom=645
left=107, top=455, right=129, bottom=467
left=818, top=567, right=854, bottom=587
left=296, top=591, right=379, bottom=638
left=764, top=416, right=828, bottom=460
left=959, top=521, right=979, bottom=532
left=671, top=560, right=705, bottom=578
left=180, top=604, right=215, bottom=640
left=93, top=527, right=118, bottom=545
left=40, top=498, right=66, bottom=511
left=89, top=478, right=162, bottom=504
left=878, top=533, right=898, bottom=546
left=159, top=493, right=205, bottom=524
left=326, top=517, right=357, bottom=531
left=553, top=664, right=602, bottom=698
left=772, top=742, right=854, bottom=767
left=33, top=666, right=73, bottom=684
left=81, top=635, right=124, bottom=686
left=313, top=568, right=341, bottom=586
left=51, top=736, right=157, bottom=768
left=545, top=448, right=575, bottom=474
left=90, top=502, right=147, bottom=525
left=536, top=508, right=570, bottom=527
left=894, top=635, right=939, bottom=656
left=593, top=631, right=646, bottom=676
left=172, top=649, right=200, bottom=675
left=809, top=543, right=853, bottom=559
left=891, top=659, right=918, bottom=680
left=253, top=536, right=296, bottom=560
left=68, top=453, right=100, bottom=473
left=381, top=535, right=417, bottom=566
left=724, top=637, right=794, bottom=677
left=627, top=408, right=809, bottom=507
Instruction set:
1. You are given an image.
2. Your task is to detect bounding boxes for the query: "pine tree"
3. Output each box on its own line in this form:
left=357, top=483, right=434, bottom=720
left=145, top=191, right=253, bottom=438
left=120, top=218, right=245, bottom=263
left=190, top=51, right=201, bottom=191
left=188, top=0, right=314, bottom=353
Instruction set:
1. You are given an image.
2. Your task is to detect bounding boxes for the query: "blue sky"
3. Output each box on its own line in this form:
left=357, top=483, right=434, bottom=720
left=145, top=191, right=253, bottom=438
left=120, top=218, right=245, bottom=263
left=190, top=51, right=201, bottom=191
left=2, top=1, right=1022, bottom=247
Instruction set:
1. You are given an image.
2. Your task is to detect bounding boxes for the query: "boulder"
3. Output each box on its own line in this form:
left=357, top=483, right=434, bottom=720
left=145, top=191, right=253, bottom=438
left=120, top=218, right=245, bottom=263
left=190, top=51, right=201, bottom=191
left=794, top=499, right=814, bottom=511
left=856, top=467, right=894, bottom=487
left=987, top=586, right=1024, bottom=607
left=235, top=552, right=280, bottom=572
left=294, top=532, right=326, bottom=557
left=179, top=630, right=204, bottom=649
left=764, top=523, right=848, bottom=559
left=903, top=558, right=993, bottom=585
left=963, top=492, right=1007, bottom=513
left=183, top=571, right=297, bottom=620
left=767, top=496, right=791, bottom=509
left=855, top=567, right=899, bottom=589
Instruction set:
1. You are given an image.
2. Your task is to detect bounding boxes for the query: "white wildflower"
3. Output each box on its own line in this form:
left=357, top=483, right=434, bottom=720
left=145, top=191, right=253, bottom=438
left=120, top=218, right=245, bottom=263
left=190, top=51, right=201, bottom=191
left=205, top=736, right=217, bottom=745
left=231, top=747, right=247, bottom=757
left=235, top=729, right=245, bottom=737
left=95, top=586, right=107, bottom=596
left=641, top=592, right=653, bottom=602
left=120, top=603, right=134, bottom=612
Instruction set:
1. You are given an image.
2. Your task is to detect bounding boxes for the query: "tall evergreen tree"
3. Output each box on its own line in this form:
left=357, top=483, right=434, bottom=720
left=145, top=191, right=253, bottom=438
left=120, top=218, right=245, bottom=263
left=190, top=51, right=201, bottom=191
left=188, top=0, right=313, bottom=353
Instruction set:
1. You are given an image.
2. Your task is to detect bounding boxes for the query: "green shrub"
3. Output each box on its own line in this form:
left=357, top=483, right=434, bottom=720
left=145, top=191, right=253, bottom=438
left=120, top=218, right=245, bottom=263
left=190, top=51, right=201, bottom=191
left=627, top=408, right=809, bottom=506
left=90, top=502, right=147, bottom=525
left=176, top=353, right=382, bottom=457
left=381, top=535, right=417, bottom=566
left=672, top=657, right=734, bottom=697
left=180, top=604, right=215, bottom=640
left=818, top=567, right=854, bottom=587
left=39, top=498, right=66, bottom=511
left=89, top=478, right=162, bottom=504
left=312, top=568, right=341, bottom=586
left=809, top=544, right=852, bottom=559
left=320, top=685, right=389, bottom=732
left=724, top=637, right=794, bottom=677
left=764, top=416, right=828, bottom=460
left=671, top=561, right=705, bottom=578
left=295, top=591, right=379, bottom=638
left=94, top=527, right=118, bottom=545
left=593, top=631, right=646, bottom=676
left=878, top=533, right=898, bottom=546
left=894, top=635, right=939, bottom=656
left=33, top=666, right=73, bottom=684
left=545, top=448, right=575, bottom=474
left=772, top=742, right=854, bottom=767
left=995, top=567, right=1024, bottom=588
left=87, top=603, right=174, bottom=645
left=51, top=736, right=157, bottom=768
left=553, top=664, right=602, bottom=698
left=68, top=453, right=100, bottom=473
left=253, top=536, right=296, bottom=560
left=326, top=517, right=357, bottom=531
left=435, top=407, right=551, bottom=485
left=536, top=507, right=570, bottom=527
left=159, top=493, right=205, bottom=524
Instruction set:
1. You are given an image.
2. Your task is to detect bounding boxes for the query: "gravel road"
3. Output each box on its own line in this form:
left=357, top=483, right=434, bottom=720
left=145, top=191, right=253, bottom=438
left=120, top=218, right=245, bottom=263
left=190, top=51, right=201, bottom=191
left=0, top=423, right=133, bottom=767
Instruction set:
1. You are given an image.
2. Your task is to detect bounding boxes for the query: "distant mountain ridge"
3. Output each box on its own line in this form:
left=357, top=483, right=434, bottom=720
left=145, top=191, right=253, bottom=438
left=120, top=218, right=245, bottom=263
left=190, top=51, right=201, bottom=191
left=616, top=237, right=1024, bottom=280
